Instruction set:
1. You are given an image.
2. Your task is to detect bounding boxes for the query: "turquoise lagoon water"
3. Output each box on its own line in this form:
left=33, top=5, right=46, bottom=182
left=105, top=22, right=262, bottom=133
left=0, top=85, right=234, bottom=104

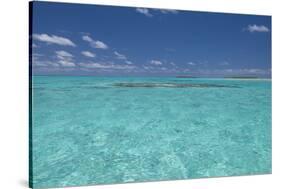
left=31, top=76, right=271, bottom=188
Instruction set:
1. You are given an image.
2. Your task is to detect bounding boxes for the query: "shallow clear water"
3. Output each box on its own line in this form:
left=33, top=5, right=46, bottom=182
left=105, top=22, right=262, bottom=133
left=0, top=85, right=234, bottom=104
left=31, top=76, right=271, bottom=188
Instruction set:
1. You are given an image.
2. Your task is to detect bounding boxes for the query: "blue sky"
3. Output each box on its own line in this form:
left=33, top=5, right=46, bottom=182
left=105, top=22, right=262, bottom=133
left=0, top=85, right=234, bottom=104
left=31, top=1, right=271, bottom=77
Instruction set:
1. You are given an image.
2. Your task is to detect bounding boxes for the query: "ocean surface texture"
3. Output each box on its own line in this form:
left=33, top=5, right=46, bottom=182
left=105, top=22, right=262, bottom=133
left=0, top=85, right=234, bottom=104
left=31, top=76, right=272, bottom=188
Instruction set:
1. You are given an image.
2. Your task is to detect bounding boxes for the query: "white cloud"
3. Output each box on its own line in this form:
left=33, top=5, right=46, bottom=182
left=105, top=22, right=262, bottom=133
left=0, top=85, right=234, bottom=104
left=32, top=53, right=43, bottom=57
left=82, top=35, right=93, bottom=42
left=143, top=66, right=153, bottom=70
left=32, top=51, right=76, bottom=69
left=32, top=58, right=60, bottom=68
left=58, top=60, right=76, bottom=67
left=79, top=62, right=108, bottom=69
left=125, top=60, right=133, bottom=65
left=95, top=41, right=108, bottom=49
left=79, top=62, right=135, bottom=70
left=246, top=25, right=270, bottom=33
left=55, top=50, right=75, bottom=67
left=196, top=68, right=271, bottom=76
left=158, top=9, right=178, bottom=14
left=55, top=50, right=73, bottom=57
left=136, top=8, right=179, bottom=17
left=187, top=62, right=196, bottom=66
left=141, top=65, right=181, bottom=73
left=247, top=68, right=267, bottom=73
left=170, top=62, right=176, bottom=66
left=150, top=60, right=163, bottom=65
left=81, top=51, right=96, bottom=58
left=82, top=35, right=108, bottom=49
left=220, top=61, right=230, bottom=66
left=114, top=51, right=127, bottom=60
left=32, top=34, right=76, bottom=46
left=32, top=53, right=58, bottom=68
left=225, top=69, right=233, bottom=73
left=136, top=8, right=153, bottom=17
left=114, top=51, right=134, bottom=64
